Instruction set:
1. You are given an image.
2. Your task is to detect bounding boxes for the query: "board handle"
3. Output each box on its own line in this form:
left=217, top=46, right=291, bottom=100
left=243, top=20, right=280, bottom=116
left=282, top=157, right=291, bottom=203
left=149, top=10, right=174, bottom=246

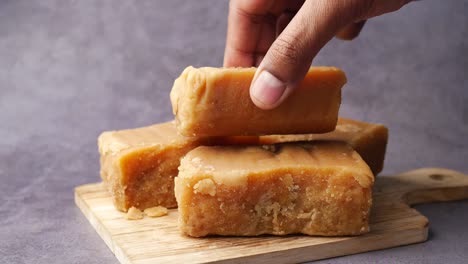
left=374, top=168, right=468, bottom=206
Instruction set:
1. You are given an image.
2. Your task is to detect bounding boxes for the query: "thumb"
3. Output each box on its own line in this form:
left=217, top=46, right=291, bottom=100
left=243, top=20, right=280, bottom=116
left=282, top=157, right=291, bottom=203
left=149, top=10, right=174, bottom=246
left=250, top=0, right=359, bottom=109
left=249, top=0, right=397, bottom=109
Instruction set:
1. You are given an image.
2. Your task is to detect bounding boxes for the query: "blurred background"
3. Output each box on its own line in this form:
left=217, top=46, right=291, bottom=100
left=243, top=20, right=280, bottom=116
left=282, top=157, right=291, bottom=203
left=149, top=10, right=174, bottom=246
left=0, top=1, right=467, bottom=263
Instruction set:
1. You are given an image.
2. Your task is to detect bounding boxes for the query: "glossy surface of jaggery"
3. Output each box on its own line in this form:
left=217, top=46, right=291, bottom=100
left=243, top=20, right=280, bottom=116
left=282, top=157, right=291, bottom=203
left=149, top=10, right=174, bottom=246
left=175, top=142, right=374, bottom=237
left=170, top=66, right=346, bottom=137
left=260, top=118, right=388, bottom=175
left=98, top=121, right=200, bottom=211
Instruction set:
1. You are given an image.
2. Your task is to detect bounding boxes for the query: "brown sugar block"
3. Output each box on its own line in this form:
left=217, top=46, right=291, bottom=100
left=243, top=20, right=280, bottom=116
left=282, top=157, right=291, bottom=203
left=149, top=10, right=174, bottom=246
left=175, top=142, right=374, bottom=237
left=98, top=121, right=202, bottom=212
left=170, top=66, right=346, bottom=137
left=99, top=118, right=386, bottom=212
left=98, top=121, right=261, bottom=212
left=260, top=118, right=388, bottom=175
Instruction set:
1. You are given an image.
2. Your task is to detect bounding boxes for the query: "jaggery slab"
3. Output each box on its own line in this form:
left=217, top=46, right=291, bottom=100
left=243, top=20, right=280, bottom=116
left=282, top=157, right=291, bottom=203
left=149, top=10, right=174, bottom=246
left=175, top=142, right=374, bottom=237
left=98, top=121, right=261, bottom=212
left=170, top=66, right=346, bottom=137
left=99, top=118, right=385, bottom=212
left=260, top=118, right=388, bottom=175
left=98, top=121, right=202, bottom=211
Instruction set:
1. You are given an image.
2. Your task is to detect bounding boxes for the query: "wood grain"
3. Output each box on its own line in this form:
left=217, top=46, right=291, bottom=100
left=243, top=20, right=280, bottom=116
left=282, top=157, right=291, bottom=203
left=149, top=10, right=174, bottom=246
left=75, top=168, right=468, bottom=264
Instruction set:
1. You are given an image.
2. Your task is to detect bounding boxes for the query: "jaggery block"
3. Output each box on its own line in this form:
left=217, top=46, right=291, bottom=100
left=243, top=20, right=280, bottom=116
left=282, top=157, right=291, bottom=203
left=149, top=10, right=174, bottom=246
left=170, top=66, right=346, bottom=137
left=260, top=118, right=388, bottom=175
left=175, top=142, right=374, bottom=237
left=98, top=121, right=261, bottom=212
left=98, top=121, right=202, bottom=211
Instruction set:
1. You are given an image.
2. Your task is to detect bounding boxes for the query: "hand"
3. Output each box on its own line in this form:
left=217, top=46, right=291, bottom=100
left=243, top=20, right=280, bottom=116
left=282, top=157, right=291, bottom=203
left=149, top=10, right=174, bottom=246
left=224, top=0, right=412, bottom=109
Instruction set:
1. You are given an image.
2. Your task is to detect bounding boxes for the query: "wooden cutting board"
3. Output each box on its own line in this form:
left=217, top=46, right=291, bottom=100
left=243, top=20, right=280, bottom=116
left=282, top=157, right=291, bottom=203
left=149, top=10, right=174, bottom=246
left=75, top=168, right=468, bottom=264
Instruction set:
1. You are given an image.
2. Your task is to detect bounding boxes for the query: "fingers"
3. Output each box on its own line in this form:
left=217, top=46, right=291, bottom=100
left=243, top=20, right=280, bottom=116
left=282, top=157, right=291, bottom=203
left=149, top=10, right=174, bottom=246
left=249, top=0, right=412, bottom=109
left=336, top=20, right=367, bottom=41
left=364, top=0, right=414, bottom=19
left=223, top=0, right=273, bottom=67
left=250, top=0, right=357, bottom=109
left=223, top=0, right=304, bottom=67
left=276, top=11, right=295, bottom=37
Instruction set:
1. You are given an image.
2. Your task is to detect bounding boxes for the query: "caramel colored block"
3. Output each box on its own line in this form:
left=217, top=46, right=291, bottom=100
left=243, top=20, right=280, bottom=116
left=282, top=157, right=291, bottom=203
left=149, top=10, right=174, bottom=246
left=98, top=121, right=262, bottom=212
left=170, top=66, right=346, bottom=137
left=175, top=142, right=374, bottom=237
left=260, top=118, right=388, bottom=175
left=98, top=121, right=201, bottom=211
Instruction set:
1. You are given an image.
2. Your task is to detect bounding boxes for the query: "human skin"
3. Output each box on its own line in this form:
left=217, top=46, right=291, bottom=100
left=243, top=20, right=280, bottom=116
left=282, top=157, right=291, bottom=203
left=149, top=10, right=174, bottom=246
left=223, top=0, right=413, bottom=109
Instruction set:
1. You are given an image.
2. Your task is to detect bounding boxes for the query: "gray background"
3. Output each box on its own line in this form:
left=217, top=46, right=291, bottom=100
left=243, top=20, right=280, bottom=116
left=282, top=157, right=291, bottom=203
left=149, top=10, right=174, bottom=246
left=0, top=0, right=467, bottom=263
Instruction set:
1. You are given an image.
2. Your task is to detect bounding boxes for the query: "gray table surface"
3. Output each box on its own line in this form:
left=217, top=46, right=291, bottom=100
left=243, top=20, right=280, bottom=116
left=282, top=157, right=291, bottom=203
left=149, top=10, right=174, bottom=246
left=1, top=1, right=467, bottom=263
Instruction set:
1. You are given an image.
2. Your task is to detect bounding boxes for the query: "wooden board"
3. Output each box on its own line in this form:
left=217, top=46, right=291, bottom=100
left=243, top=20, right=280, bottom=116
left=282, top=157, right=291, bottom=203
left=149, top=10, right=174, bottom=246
left=75, top=168, right=468, bottom=264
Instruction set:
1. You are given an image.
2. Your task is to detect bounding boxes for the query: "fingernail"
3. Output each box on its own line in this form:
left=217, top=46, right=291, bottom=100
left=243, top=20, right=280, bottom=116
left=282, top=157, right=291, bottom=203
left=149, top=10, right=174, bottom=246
left=251, top=70, right=286, bottom=107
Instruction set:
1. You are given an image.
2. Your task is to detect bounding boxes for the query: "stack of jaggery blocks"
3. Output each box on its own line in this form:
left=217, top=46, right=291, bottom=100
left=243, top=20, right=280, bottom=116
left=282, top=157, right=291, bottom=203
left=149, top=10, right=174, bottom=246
left=99, top=66, right=388, bottom=237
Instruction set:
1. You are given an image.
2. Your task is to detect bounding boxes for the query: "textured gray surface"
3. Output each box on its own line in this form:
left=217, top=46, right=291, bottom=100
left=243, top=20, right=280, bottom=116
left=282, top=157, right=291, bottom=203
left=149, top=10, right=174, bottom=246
left=0, top=1, right=467, bottom=263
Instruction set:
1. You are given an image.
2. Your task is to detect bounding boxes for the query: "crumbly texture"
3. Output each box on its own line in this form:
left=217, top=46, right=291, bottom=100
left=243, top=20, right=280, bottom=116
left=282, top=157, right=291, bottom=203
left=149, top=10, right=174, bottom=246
left=175, top=142, right=374, bottom=237
left=126, top=206, right=144, bottom=220
left=98, top=121, right=201, bottom=212
left=98, top=121, right=262, bottom=212
left=144, top=206, right=168, bottom=217
left=170, top=66, right=346, bottom=137
left=98, top=118, right=386, bottom=212
left=260, top=118, right=388, bottom=175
